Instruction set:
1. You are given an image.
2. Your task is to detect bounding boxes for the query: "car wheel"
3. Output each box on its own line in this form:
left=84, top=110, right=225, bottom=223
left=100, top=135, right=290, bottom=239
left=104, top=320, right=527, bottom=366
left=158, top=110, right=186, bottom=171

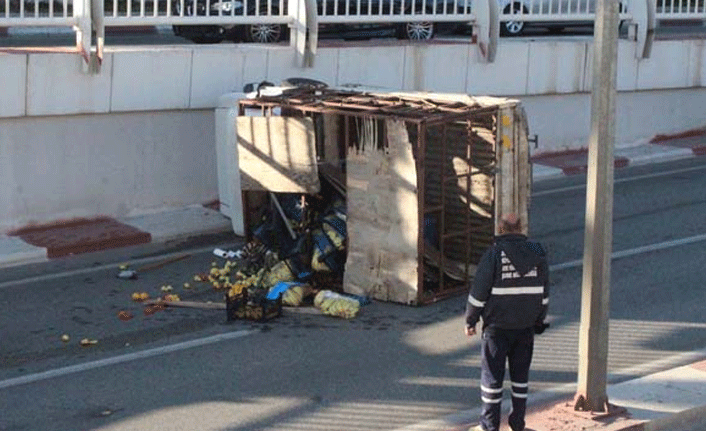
left=501, top=3, right=527, bottom=36
left=244, top=23, right=285, bottom=43
left=398, top=21, right=435, bottom=41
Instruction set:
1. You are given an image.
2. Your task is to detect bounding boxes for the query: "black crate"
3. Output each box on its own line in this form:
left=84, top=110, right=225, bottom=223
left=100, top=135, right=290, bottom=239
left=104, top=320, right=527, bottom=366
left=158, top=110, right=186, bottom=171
left=226, top=290, right=282, bottom=323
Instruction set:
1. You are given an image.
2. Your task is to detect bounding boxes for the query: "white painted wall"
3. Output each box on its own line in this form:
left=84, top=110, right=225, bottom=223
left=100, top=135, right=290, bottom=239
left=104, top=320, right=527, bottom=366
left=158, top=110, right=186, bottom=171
left=1, top=38, right=704, bottom=231
left=3, top=38, right=706, bottom=118
left=0, top=110, right=217, bottom=232
left=519, top=87, right=706, bottom=151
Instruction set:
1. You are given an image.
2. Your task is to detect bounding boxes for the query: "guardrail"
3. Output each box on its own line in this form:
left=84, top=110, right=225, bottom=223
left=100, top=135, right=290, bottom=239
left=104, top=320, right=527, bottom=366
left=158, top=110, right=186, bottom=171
left=1, top=0, right=92, bottom=60
left=0, top=0, right=77, bottom=23
left=2, top=0, right=704, bottom=68
left=1, top=0, right=473, bottom=24
left=655, top=0, right=706, bottom=18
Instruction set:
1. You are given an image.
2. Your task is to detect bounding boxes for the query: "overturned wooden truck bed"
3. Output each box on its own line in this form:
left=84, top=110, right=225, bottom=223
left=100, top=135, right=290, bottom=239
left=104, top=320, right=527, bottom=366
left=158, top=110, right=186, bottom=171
left=235, top=88, right=531, bottom=306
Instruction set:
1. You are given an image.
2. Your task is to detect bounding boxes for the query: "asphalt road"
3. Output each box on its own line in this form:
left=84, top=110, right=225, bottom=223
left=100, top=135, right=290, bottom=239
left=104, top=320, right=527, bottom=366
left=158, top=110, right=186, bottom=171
left=1, top=156, right=706, bottom=431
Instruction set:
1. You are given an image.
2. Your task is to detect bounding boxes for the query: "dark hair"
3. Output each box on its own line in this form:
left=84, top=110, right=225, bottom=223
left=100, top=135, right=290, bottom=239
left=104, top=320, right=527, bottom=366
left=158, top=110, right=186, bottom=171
left=499, top=214, right=521, bottom=234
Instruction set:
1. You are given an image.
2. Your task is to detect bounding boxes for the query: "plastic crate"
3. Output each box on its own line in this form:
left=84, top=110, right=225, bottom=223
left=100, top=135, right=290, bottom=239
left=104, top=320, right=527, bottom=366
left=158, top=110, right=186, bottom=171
left=225, top=290, right=282, bottom=323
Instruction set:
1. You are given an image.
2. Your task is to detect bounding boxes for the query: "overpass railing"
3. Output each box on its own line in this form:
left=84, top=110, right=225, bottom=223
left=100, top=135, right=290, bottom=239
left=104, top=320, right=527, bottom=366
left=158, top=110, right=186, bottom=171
left=655, top=0, right=706, bottom=18
left=0, top=0, right=83, bottom=25
left=1, top=0, right=473, bottom=26
left=497, top=0, right=705, bottom=22
left=499, top=0, right=630, bottom=21
left=1, top=0, right=704, bottom=67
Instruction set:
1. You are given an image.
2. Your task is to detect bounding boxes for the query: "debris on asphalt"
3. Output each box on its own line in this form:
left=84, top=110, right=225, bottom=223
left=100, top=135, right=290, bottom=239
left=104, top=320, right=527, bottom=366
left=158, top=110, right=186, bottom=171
left=131, top=292, right=149, bottom=302
left=117, top=310, right=133, bottom=321
left=128, top=186, right=367, bottom=322
left=79, top=338, right=98, bottom=346
left=213, top=248, right=238, bottom=259
left=208, top=187, right=357, bottom=321
left=61, top=334, right=70, bottom=342
left=116, top=254, right=191, bottom=281
left=143, top=299, right=225, bottom=310
left=117, top=270, right=138, bottom=280
left=314, top=290, right=360, bottom=319
left=269, top=282, right=311, bottom=307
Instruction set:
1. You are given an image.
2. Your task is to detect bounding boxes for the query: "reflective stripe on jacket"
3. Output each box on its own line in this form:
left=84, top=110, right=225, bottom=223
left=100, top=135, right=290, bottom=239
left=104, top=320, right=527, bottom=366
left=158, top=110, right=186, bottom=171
left=465, top=234, right=549, bottom=330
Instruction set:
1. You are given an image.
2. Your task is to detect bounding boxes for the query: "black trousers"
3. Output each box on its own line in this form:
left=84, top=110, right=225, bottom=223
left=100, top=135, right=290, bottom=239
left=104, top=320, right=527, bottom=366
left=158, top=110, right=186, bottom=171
left=479, top=327, right=534, bottom=431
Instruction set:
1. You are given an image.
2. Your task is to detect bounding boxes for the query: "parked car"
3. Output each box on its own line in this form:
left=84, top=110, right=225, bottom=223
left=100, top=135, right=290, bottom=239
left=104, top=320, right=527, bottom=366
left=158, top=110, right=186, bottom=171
left=172, top=0, right=473, bottom=44
left=498, top=0, right=627, bottom=36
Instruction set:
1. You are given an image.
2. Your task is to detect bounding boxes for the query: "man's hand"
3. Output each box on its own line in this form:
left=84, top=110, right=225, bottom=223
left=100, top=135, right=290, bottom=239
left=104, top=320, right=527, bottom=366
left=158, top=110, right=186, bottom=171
left=465, top=326, right=477, bottom=337
left=534, top=322, right=550, bottom=335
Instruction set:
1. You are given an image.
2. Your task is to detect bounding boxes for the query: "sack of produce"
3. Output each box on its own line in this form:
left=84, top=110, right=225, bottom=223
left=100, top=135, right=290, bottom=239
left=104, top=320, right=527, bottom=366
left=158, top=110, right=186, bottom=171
left=314, top=290, right=360, bottom=319
left=268, top=282, right=311, bottom=307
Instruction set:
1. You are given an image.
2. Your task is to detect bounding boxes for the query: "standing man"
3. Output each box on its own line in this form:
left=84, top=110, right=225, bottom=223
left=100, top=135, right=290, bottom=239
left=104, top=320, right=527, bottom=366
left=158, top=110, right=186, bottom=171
left=465, top=213, right=550, bottom=431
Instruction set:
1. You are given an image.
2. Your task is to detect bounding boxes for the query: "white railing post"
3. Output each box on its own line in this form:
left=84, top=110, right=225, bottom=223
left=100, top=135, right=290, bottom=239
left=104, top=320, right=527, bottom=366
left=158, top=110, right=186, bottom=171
left=289, top=0, right=305, bottom=65
left=473, top=0, right=498, bottom=62
left=304, top=0, right=318, bottom=67
left=74, top=0, right=92, bottom=68
left=628, top=0, right=655, bottom=58
left=289, top=0, right=316, bottom=67
left=91, top=0, right=105, bottom=72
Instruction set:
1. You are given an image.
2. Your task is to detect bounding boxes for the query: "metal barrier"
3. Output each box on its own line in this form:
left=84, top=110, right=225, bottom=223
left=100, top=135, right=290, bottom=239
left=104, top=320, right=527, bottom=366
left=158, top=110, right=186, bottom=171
left=498, top=0, right=631, bottom=29
left=655, top=0, right=706, bottom=18
left=2, top=0, right=705, bottom=68
left=314, top=0, right=474, bottom=23
left=1, top=0, right=92, bottom=61
left=0, top=0, right=85, bottom=38
left=99, top=0, right=290, bottom=24
left=0, top=0, right=80, bottom=25
left=98, top=0, right=475, bottom=23
left=497, top=0, right=705, bottom=26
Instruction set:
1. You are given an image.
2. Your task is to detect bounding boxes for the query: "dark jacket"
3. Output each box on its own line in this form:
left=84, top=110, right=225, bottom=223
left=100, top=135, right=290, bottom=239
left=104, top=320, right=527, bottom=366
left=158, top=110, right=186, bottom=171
left=464, top=233, right=549, bottom=331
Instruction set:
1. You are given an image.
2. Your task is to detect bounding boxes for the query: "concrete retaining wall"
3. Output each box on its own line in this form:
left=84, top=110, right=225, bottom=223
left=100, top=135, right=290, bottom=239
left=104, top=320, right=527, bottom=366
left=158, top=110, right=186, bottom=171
left=0, top=110, right=217, bottom=231
left=1, top=38, right=705, bottom=230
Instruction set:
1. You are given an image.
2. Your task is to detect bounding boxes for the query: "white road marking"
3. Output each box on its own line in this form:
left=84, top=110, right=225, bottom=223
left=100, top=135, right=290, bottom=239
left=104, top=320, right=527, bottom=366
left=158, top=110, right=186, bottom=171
left=533, top=163, right=706, bottom=197
left=0, top=244, right=231, bottom=290
left=0, top=329, right=256, bottom=390
left=551, top=233, right=706, bottom=271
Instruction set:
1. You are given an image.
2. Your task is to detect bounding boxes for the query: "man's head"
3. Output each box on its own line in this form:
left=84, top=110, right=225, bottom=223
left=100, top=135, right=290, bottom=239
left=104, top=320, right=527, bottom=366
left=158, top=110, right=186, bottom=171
left=499, top=213, right=522, bottom=234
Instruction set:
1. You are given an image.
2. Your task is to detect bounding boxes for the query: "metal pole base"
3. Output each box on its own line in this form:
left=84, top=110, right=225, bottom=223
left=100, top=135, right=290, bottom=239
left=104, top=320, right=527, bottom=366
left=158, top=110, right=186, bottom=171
left=573, top=394, right=629, bottom=417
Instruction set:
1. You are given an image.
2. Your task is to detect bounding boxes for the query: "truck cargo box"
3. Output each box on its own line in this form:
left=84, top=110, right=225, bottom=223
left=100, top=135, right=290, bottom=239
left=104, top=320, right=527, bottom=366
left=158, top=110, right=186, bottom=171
left=233, top=87, right=531, bottom=305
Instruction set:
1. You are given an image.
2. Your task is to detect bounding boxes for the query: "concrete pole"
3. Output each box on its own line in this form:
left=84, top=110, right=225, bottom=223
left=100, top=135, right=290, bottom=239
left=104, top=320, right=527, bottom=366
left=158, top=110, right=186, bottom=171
left=574, top=0, right=619, bottom=413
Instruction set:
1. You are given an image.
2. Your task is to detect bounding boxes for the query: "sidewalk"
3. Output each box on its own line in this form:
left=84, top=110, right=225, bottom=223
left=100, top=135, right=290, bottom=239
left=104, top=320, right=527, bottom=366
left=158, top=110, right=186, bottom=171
left=521, top=358, right=706, bottom=431
left=391, top=355, right=706, bottom=431
left=0, top=204, right=235, bottom=269
left=530, top=128, right=706, bottom=181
